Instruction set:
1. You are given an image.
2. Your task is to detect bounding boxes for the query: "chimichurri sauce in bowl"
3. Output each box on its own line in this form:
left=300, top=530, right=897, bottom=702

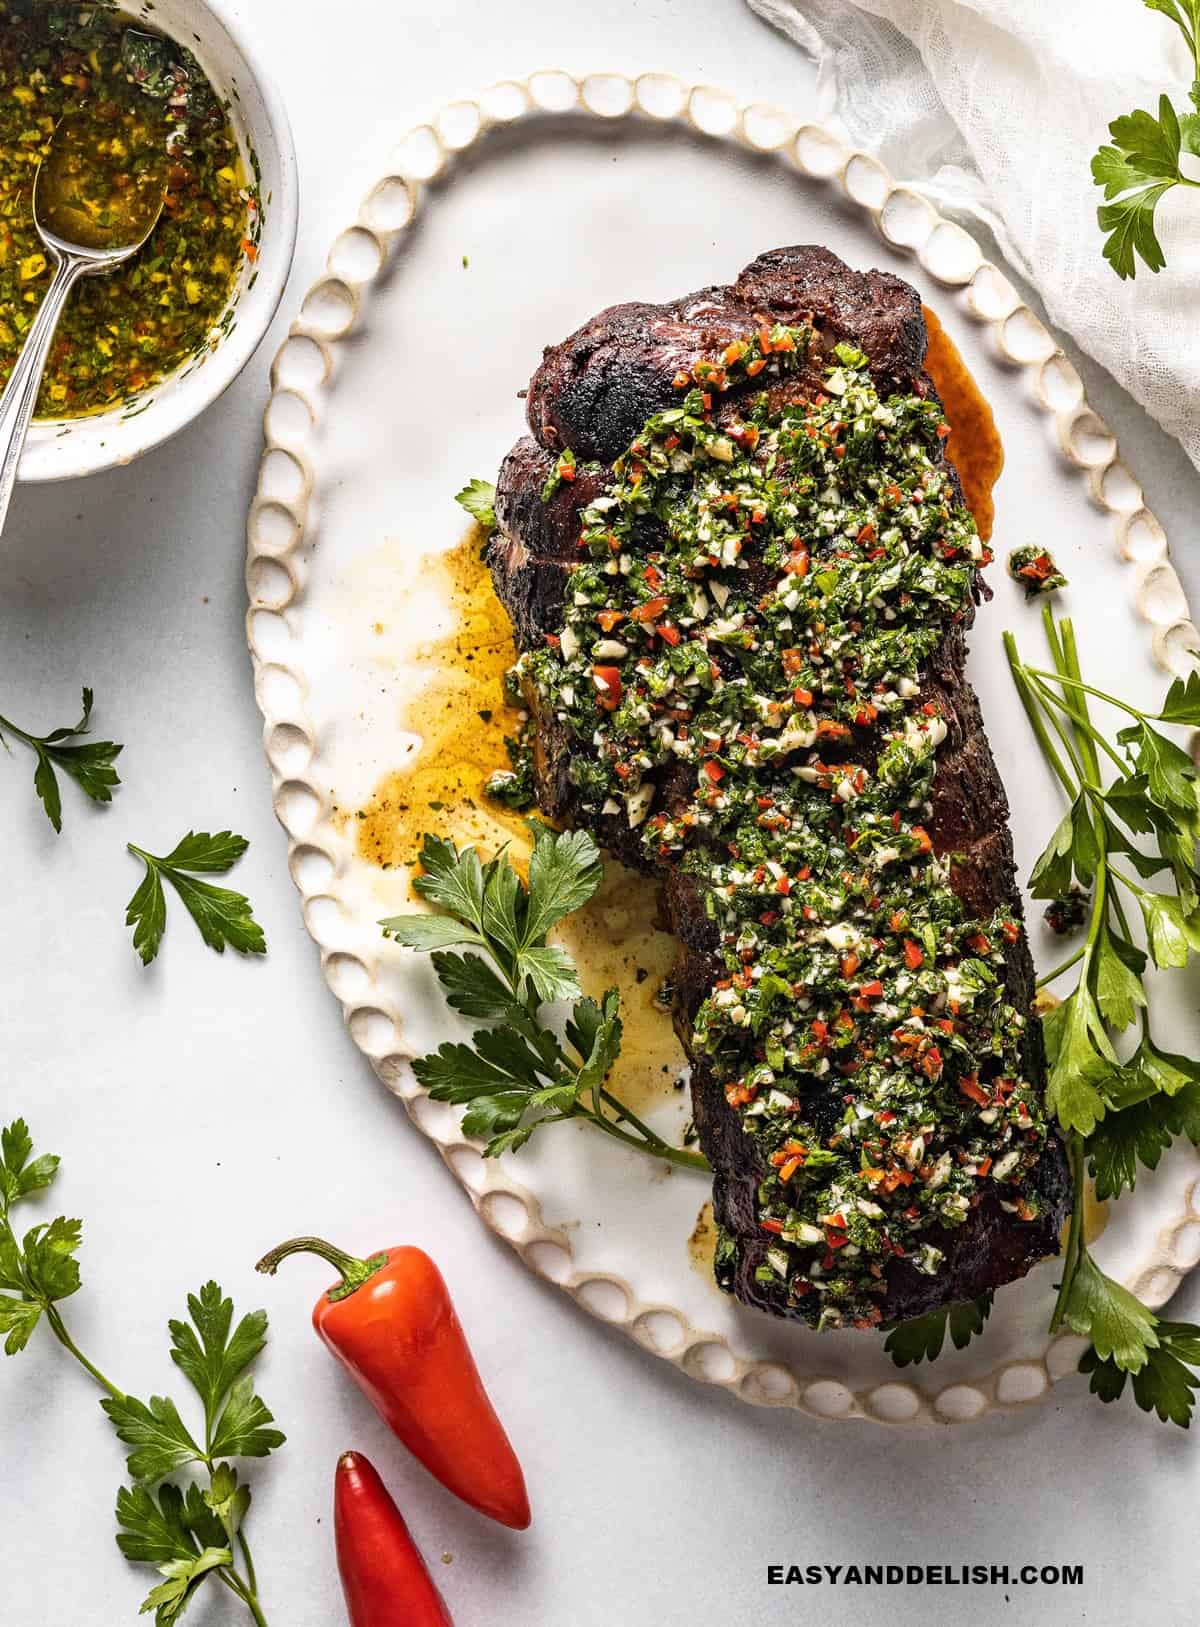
left=0, top=1, right=257, bottom=419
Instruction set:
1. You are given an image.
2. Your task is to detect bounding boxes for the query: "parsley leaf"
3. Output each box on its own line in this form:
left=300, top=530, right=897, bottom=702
left=428, top=950, right=524, bottom=1022
left=523, top=823, right=604, bottom=942
left=0, top=687, right=122, bottom=833
left=101, top=1393, right=206, bottom=1485
left=168, top=1283, right=269, bottom=1433
left=0, top=1124, right=282, bottom=1618
left=115, top=1482, right=200, bottom=1567
left=0, top=1120, right=78, bottom=1354
left=519, top=942, right=584, bottom=1004
left=125, top=832, right=266, bottom=964
left=384, top=825, right=595, bottom=1004
left=884, top=1292, right=993, bottom=1367
left=1009, top=607, right=1200, bottom=1427
left=1135, top=888, right=1200, bottom=968
left=1091, top=925, right=1147, bottom=1029
left=107, top=1285, right=283, bottom=1619
left=1042, top=986, right=1117, bottom=1136
left=1081, top=1320, right=1200, bottom=1427
left=1117, top=718, right=1200, bottom=818
left=405, top=833, right=489, bottom=931
left=1091, top=4, right=1200, bottom=277
left=140, top=1548, right=232, bottom=1625
left=1155, top=666, right=1200, bottom=725
left=0, top=1117, right=59, bottom=1208
left=454, top=477, right=497, bottom=532
left=1093, top=96, right=1183, bottom=278
left=390, top=832, right=709, bottom=1171
left=0, top=1295, right=43, bottom=1356
left=1087, top=1087, right=1200, bottom=1198
left=209, top=1375, right=286, bottom=1461
left=22, top=1215, right=83, bottom=1303
left=1086, top=1045, right=1200, bottom=1199
left=1059, top=1248, right=1159, bottom=1372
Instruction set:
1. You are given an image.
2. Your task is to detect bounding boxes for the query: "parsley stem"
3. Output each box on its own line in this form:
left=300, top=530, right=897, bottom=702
left=0, top=709, right=34, bottom=745
left=1025, top=676, right=1128, bottom=779
left=43, top=1304, right=124, bottom=1402
left=1002, top=633, right=1076, bottom=798
left=1023, top=668, right=1142, bottom=717
left=1049, top=1128, right=1087, bottom=1335
left=1036, top=945, right=1085, bottom=988
left=238, top=1533, right=259, bottom=1598
left=217, top=1565, right=269, bottom=1627
left=598, top=1086, right=670, bottom=1144
left=1025, top=677, right=1090, bottom=783
left=581, top=1106, right=710, bottom=1172
left=597, top=1084, right=707, bottom=1167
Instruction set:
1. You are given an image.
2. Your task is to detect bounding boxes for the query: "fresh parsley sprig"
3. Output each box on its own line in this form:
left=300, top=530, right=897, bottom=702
left=454, top=477, right=497, bottom=534
left=1005, top=605, right=1200, bottom=1425
left=126, top=832, right=267, bottom=965
left=381, top=826, right=709, bottom=1172
left=0, top=1119, right=283, bottom=1623
left=0, top=687, right=122, bottom=833
left=884, top=1293, right=993, bottom=1367
left=1091, top=1, right=1200, bottom=277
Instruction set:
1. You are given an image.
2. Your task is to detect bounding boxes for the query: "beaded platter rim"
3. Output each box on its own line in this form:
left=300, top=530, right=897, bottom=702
left=245, top=71, right=1200, bottom=1426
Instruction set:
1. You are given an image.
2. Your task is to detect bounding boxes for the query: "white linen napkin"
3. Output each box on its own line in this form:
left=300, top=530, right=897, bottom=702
left=747, top=0, right=1200, bottom=474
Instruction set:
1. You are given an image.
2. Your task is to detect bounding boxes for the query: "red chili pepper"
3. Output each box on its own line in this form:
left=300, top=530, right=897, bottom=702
left=592, top=665, right=622, bottom=710
left=335, top=1452, right=454, bottom=1627
left=257, top=1238, right=530, bottom=1529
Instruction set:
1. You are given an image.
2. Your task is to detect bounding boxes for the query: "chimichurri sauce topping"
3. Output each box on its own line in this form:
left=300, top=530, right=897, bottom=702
left=0, top=1, right=257, bottom=418
left=1008, top=544, right=1068, bottom=599
left=517, top=328, right=1053, bottom=1328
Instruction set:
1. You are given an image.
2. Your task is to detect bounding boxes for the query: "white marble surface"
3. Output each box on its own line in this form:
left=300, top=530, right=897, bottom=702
left=2, top=3, right=1198, bottom=1624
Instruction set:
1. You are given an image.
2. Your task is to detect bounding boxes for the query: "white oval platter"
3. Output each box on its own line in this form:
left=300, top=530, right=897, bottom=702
left=247, top=73, right=1200, bottom=1425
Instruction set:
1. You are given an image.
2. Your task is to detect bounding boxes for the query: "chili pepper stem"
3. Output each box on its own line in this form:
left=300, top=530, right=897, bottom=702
left=255, top=1236, right=389, bottom=1303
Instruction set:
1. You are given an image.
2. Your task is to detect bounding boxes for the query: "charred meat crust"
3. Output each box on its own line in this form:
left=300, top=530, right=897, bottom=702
left=490, top=245, right=1070, bottom=1326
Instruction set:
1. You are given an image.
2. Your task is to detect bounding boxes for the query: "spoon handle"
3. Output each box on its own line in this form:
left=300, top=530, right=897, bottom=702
left=0, top=251, right=88, bottom=538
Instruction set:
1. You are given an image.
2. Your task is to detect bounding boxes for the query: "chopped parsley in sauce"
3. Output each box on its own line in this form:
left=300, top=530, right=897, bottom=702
left=1008, top=544, right=1068, bottom=598
left=515, top=328, right=1054, bottom=1328
left=0, top=1, right=256, bottom=418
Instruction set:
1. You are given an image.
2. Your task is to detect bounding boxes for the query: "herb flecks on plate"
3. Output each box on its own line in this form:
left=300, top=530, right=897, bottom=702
left=0, top=1118, right=283, bottom=1623
left=0, top=686, right=122, bottom=832
left=1004, top=605, right=1200, bottom=1424
left=1090, top=1, right=1200, bottom=279
left=381, top=826, right=709, bottom=1172
left=126, top=831, right=266, bottom=965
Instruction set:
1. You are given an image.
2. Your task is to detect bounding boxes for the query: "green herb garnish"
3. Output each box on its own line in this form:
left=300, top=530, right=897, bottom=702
left=0, top=687, right=122, bottom=832
left=126, top=831, right=266, bottom=965
left=1091, top=2, right=1200, bottom=278
left=884, top=1293, right=993, bottom=1367
left=381, top=827, right=709, bottom=1171
left=454, top=477, right=497, bottom=533
left=1004, top=604, right=1200, bottom=1424
left=0, top=1118, right=283, bottom=1623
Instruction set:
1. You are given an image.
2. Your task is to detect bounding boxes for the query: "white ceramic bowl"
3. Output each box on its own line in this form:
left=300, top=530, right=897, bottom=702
left=17, top=0, right=299, bottom=483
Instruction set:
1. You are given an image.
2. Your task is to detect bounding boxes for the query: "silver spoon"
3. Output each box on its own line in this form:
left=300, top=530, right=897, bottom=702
left=0, top=115, right=167, bottom=535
